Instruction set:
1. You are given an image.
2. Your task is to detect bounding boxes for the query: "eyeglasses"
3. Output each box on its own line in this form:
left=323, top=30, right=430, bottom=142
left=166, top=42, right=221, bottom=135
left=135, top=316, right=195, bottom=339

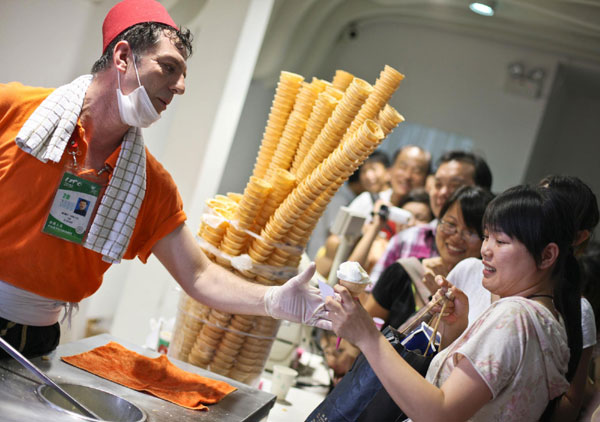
left=394, top=162, right=428, bottom=177
left=438, top=219, right=482, bottom=243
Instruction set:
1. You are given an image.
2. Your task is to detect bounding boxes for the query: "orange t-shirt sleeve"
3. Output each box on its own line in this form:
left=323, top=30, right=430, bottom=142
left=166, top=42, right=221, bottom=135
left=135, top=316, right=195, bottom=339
left=124, top=150, right=187, bottom=263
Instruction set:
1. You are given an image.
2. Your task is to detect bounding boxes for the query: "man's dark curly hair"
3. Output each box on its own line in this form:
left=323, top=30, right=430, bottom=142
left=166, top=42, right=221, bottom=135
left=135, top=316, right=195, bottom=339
left=91, top=22, right=193, bottom=73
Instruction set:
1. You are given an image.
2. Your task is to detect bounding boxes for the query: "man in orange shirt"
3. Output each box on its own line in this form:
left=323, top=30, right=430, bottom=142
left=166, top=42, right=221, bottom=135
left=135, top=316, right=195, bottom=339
left=0, top=0, right=330, bottom=358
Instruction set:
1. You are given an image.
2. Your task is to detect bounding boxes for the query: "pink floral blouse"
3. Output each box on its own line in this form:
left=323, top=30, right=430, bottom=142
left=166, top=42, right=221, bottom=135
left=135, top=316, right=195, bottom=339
left=426, top=297, right=570, bottom=421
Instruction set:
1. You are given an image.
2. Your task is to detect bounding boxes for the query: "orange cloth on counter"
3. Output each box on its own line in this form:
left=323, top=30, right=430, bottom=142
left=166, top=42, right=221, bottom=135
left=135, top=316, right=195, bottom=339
left=61, top=342, right=237, bottom=410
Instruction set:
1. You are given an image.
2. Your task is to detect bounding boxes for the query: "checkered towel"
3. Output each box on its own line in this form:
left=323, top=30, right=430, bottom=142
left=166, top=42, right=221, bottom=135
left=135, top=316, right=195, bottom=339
left=15, top=74, right=146, bottom=263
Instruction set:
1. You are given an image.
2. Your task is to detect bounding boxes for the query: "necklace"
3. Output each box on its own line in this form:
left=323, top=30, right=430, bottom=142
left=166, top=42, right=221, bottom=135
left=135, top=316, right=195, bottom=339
left=68, top=139, right=80, bottom=168
left=68, top=139, right=111, bottom=176
left=527, top=294, right=554, bottom=300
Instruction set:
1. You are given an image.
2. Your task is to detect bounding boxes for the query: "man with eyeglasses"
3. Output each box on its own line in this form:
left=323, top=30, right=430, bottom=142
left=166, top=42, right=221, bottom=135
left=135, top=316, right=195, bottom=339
left=369, top=150, right=493, bottom=285
left=315, top=146, right=431, bottom=278
left=347, top=145, right=431, bottom=226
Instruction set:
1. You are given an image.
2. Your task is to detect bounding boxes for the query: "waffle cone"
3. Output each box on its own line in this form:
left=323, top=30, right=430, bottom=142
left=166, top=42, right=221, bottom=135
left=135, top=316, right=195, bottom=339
left=295, top=78, right=373, bottom=180
left=332, top=69, right=355, bottom=92
left=252, top=71, right=304, bottom=178
left=376, top=104, right=405, bottom=136
left=342, top=65, right=404, bottom=144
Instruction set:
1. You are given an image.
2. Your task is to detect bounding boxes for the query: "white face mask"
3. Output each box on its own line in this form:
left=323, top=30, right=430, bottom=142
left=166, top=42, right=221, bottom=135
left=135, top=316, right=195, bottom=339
left=116, top=57, right=160, bottom=128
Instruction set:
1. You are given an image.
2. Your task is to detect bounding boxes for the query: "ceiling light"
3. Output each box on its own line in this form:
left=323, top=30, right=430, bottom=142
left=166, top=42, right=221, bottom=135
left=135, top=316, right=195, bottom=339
left=507, top=62, right=525, bottom=79
left=469, top=0, right=496, bottom=17
left=528, top=68, right=546, bottom=82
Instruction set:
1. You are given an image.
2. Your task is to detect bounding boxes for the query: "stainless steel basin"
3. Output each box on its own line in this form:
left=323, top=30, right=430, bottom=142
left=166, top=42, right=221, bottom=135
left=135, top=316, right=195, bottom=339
left=36, top=383, right=146, bottom=422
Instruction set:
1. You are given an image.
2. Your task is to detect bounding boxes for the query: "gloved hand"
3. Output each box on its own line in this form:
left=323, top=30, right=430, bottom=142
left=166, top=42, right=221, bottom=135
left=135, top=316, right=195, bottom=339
left=264, top=263, right=332, bottom=330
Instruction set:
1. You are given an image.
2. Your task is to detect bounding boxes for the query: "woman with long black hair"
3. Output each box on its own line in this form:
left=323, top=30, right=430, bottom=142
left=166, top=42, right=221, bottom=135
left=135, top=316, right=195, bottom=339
left=326, top=185, right=581, bottom=421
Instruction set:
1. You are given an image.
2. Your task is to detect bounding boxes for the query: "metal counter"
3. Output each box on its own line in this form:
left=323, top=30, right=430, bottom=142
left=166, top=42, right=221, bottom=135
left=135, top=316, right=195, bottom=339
left=0, top=334, right=275, bottom=422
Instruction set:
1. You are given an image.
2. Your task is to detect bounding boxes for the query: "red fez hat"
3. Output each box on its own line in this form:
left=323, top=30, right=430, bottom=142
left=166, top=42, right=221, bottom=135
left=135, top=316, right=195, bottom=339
left=102, top=0, right=177, bottom=53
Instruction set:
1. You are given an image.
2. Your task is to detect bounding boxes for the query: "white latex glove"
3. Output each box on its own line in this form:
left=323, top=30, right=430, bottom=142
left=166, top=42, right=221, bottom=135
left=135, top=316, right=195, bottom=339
left=264, top=263, right=332, bottom=330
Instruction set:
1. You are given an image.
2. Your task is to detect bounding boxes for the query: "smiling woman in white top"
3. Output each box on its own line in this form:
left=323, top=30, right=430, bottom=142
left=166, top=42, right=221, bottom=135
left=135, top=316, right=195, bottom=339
left=445, top=174, right=599, bottom=421
left=326, top=185, right=581, bottom=421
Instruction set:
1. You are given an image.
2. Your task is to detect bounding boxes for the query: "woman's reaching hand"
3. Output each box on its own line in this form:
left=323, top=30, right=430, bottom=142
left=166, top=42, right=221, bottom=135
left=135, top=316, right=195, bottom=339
left=326, top=285, right=381, bottom=349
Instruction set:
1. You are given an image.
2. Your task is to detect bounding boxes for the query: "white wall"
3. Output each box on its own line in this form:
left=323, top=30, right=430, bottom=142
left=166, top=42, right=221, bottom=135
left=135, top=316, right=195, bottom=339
left=322, top=19, right=563, bottom=192
left=225, top=16, right=600, bottom=195
left=0, top=1, right=102, bottom=86
left=525, top=63, right=600, bottom=240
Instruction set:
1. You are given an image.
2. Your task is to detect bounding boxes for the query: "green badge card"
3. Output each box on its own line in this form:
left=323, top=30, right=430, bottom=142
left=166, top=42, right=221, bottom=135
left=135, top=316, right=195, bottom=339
left=42, top=172, right=101, bottom=244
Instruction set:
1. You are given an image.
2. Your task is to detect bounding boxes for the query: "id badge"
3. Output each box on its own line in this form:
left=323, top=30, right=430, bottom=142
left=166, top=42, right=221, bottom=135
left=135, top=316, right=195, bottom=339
left=42, top=172, right=101, bottom=244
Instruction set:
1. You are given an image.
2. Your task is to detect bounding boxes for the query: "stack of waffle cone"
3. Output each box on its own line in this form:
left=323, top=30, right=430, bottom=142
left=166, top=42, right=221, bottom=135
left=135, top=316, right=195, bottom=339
left=266, top=81, right=325, bottom=179
left=310, top=77, right=331, bottom=94
left=280, top=102, right=405, bottom=270
left=325, top=85, right=344, bottom=100
left=265, top=113, right=307, bottom=180
left=198, top=201, right=234, bottom=259
left=269, top=120, right=386, bottom=270
left=169, top=293, right=210, bottom=362
left=252, top=71, right=304, bottom=179
left=254, top=169, right=296, bottom=230
left=375, top=103, right=405, bottom=134
left=169, top=65, right=405, bottom=385
left=290, top=91, right=339, bottom=174
left=342, top=65, right=404, bottom=144
left=253, top=119, right=385, bottom=277
left=188, top=308, right=233, bottom=370
left=294, top=77, right=374, bottom=181
left=216, top=176, right=272, bottom=268
left=227, top=192, right=243, bottom=203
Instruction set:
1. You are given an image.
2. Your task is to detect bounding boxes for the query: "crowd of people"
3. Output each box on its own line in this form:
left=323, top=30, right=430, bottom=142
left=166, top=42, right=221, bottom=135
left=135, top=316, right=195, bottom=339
left=309, top=143, right=600, bottom=420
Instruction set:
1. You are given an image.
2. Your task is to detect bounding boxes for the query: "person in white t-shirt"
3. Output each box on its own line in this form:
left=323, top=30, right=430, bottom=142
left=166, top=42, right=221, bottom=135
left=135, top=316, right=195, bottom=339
left=343, top=146, right=431, bottom=272
left=347, top=145, right=431, bottom=225
left=316, top=146, right=430, bottom=277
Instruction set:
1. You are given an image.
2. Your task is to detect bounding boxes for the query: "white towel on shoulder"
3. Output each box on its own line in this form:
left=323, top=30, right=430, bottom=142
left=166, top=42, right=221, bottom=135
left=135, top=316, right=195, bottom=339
left=15, top=74, right=146, bottom=263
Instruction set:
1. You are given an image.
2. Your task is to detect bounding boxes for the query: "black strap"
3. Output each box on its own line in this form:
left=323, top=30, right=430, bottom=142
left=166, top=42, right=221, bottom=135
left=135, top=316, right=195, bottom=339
left=527, top=294, right=554, bottom=300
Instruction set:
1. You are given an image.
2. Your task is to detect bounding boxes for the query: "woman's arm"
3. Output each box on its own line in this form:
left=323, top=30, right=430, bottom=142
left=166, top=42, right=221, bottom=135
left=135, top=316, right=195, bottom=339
left=328, top=286, right=492, bottom=422
left=365, top=237, right=390, bottom=274
left=364, top=294, right=390, bottom=322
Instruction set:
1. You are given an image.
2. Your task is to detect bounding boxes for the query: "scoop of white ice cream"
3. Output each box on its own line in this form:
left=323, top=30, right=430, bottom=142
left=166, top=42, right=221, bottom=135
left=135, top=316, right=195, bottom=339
left=336, top=261, right=370, bottom=284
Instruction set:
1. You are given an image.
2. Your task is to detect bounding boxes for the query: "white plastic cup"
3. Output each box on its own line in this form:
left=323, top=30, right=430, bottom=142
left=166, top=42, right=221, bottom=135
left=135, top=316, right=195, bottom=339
left=271, top=365, right=298, bottom=402
left=387, top=206, right=412, bottom=225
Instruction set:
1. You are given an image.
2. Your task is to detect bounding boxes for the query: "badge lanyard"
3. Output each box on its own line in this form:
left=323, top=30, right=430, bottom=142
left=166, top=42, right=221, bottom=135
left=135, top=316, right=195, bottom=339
left=42, top=139, right=110, bottom=244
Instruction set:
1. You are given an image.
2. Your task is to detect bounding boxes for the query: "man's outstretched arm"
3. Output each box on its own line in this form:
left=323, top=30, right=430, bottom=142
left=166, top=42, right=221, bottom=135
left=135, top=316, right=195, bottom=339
left=152, top=223, right=331, bottom=329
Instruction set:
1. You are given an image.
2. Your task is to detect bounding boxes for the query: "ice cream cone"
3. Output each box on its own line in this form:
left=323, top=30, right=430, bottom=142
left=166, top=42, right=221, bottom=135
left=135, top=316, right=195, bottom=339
left=338, top=279, right=369, bottom=297
left=336, top=261, right=371, bottom=298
